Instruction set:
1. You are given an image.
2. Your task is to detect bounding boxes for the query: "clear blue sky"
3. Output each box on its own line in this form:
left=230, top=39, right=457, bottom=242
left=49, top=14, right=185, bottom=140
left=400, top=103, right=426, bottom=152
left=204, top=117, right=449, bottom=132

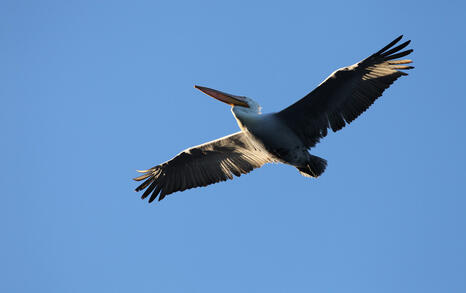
left=2, top=1, right=466, bottom=292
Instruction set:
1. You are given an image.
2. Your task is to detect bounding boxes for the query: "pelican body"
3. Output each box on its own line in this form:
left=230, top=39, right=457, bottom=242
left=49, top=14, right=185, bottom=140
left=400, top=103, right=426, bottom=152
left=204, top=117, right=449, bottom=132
left=134, top=36, right=414, bottom=203
left=231, top=103, right=318, bottom=176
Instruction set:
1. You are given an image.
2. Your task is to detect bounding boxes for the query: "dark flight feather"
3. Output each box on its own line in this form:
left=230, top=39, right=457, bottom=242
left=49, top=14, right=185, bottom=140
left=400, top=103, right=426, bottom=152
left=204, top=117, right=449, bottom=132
left=134, top=132, right=274, bottom=203
left=276, top=35, right=414, bottom=148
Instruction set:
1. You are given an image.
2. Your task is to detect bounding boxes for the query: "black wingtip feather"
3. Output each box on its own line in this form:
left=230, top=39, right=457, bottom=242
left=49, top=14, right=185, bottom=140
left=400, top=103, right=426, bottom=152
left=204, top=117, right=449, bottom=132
left=381, top=40, right=411, bottom=57
left=141, top=181, right=158, bottom=200
left=135, top=177, right=154, bottom=192
left=148, top=184, right=163, bottom=203
left=375, top=35, right=403, bottom=55
left=385, top=49, right=413, bottom=60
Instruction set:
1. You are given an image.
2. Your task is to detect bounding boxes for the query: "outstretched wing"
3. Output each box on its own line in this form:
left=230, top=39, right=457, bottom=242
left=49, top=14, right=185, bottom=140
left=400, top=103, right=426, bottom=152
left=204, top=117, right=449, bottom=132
left=133, top=131, right=274, bottom=203
left=276, top=35, right=414, bottom=148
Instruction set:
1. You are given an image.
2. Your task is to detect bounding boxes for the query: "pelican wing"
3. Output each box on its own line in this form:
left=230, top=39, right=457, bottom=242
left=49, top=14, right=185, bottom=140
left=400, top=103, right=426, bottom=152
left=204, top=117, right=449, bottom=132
left=276, top=35, right=414, bottom=148
left=134, top=131, right=273, bottom=203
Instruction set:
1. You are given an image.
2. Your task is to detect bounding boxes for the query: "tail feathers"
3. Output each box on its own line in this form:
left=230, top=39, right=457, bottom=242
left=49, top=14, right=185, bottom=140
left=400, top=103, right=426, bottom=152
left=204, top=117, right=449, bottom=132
left=297, top=155, right=327, bottom=178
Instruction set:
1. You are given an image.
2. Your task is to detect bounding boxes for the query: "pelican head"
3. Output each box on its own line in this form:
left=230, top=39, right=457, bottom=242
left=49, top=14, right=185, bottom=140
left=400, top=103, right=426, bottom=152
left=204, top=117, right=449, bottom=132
left=195, top=85, right=261, bottom=114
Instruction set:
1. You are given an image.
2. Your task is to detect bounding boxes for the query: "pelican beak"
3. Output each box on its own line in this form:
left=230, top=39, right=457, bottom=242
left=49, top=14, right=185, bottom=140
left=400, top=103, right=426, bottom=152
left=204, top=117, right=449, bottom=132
left=195, top=85, right=249, bottom=108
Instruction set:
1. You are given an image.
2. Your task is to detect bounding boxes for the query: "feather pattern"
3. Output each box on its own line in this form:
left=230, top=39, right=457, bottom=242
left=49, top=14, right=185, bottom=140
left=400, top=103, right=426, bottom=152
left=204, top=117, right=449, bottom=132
left=134, top=131, right=274, bottom=203
left=276, top=35, right=414, bottom=148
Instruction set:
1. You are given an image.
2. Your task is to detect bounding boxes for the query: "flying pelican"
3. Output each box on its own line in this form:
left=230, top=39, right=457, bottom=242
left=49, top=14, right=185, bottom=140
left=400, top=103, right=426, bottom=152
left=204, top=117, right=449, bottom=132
left=134, top=35, right=413, bottom=203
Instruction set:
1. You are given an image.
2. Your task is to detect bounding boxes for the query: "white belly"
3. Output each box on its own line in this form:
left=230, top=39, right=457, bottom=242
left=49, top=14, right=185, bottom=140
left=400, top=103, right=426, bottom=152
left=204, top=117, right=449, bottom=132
left=234, top=112, right=309, bottom=164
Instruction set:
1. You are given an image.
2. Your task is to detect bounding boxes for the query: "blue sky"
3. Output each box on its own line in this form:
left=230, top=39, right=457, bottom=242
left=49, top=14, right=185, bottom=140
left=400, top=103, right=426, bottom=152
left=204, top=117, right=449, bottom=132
left=2, top=0, right=466, bottom=292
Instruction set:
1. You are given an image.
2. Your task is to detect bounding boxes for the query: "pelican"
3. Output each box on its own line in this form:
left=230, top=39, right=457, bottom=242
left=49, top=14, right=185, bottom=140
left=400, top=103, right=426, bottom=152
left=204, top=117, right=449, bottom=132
left=134, top=35, right=413, bottom=203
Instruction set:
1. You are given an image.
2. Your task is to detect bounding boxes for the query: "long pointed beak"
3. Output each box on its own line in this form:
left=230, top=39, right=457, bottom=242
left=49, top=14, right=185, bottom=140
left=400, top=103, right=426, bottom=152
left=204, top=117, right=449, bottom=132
left=195, top=85, right=249, bottom=108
